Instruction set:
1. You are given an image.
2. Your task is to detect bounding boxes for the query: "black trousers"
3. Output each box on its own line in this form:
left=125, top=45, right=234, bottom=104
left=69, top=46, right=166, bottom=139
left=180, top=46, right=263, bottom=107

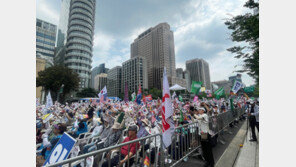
left=200, top=134, right=215, bottom=167
left=249, top=116, right=258, bottom=140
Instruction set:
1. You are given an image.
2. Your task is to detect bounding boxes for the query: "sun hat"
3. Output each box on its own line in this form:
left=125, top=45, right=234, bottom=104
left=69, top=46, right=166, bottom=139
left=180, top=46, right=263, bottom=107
left=128, top=124, right=138, bottom=132
left=141, top=118, right=149, bottom=126
left=112, top=122, right=121, bottom=130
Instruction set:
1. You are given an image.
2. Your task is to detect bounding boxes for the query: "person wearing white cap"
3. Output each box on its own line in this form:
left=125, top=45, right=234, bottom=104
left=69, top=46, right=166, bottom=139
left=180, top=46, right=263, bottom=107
left=195, top=107, right=214, bottom=167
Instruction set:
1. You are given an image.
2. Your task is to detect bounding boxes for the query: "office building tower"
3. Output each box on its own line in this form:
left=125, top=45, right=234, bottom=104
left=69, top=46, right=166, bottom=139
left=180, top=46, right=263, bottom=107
left=131, top=22, right=176, bottom=89
left=36, top=18, right=57, bottom=62
left=122, top=57, right=148, bottom=94
left=176, top=68, right=184, bottom=79
left=186, top=58, right=211, bottom=90
left=91, top=63, right=108, bottom=88
left=54, top=0, right=71, bottom=65
left=55, top=0, right=96, bottom=89
left=229, top=74, right=242, bottom=86
left=94, top=73, right=107, bottom=91
left=107, top=66, right=122, bottom=97
left=183, top=70, right=191, bottom=91
left=212, top=80, right=232, bottom=94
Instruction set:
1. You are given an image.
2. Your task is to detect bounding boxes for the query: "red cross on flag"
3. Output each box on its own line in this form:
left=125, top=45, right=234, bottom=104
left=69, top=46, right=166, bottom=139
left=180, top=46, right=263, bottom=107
left=161, top=68, right=174, bottom=148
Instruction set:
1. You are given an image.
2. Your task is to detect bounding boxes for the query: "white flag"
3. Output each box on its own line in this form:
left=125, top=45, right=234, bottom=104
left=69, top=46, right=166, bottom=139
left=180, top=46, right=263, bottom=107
left=45, top=91, right=53, bottom=109
left=232, top=80, right=243, bottom=94
left=172, top=91, right=176, bottom=99
left=161, top=68, right=174, bottom=148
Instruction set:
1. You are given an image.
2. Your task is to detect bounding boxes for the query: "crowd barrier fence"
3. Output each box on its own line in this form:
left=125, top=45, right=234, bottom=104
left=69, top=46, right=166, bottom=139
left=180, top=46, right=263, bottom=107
left=45, top=108, right=245, bottom=167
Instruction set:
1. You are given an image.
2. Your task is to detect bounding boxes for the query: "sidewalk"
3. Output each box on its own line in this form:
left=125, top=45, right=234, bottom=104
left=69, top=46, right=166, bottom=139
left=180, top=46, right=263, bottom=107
left=233, top=125, right=259, bottom=167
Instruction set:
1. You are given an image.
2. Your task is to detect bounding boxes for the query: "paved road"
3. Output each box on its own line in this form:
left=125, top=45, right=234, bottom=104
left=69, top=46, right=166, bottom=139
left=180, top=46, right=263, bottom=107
left=174, top=119, right=246, bottom=167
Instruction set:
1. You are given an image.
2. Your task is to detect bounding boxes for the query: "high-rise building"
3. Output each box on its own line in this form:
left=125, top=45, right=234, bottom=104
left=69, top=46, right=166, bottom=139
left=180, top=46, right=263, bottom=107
left=36, top=18, right=57, bottom=62
left=107, top=66, right=122, bottom=97
left=54, top=0, right=71, bottom=65
left=94, top=73, right=107, bottom=91
left=229, top=74, right=242, bottom=86
left=212, top=80, right=232, bottom=94
left=122, top=57, right=148, bottom=94
left=131, top=22, right=176, bottom=89
left=91, top=63, right=108, bottom=88
left=183, top=70, right=191, bottom=91
left=186, top=58, right=211, bottom=90
left=176, top=68, right=184, bottom=79
left=55, top=0, right=96, bottom=89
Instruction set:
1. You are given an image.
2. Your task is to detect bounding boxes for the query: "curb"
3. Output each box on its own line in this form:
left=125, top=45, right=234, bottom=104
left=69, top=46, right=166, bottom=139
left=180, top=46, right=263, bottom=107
left=215, top=121, right=247, bottom=167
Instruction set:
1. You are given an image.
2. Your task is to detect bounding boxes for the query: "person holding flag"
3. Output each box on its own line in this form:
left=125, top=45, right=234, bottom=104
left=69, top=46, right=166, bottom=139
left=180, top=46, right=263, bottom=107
left=98, top=86, right=108, bottom=103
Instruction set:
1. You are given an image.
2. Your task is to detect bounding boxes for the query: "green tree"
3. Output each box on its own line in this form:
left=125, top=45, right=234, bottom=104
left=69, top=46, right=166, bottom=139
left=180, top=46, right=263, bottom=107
left=76, top=88, right=97, bottom=98
left=148, top=88, right=162, bottom=99
left=36, top=65, right=80, bottom=102
left=225, top=0, right=259, bottom=84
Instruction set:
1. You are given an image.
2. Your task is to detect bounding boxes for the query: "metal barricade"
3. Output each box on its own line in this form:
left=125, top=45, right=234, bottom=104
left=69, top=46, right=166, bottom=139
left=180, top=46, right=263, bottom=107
left=45, top=133, right=163, bottom=167
left=168, top=121, right=200, bottom=167
left=44, top=108, right=246, bottom=167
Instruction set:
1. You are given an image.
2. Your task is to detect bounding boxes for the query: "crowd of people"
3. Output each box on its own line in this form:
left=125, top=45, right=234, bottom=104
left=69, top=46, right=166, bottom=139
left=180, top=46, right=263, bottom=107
left=36, top=95, right=259, bottom=167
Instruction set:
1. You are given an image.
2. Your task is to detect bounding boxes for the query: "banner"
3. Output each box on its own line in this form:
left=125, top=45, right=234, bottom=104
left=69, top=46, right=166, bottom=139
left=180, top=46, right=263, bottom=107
left=214, top=87, right=225, bottom=99
left=200, top=87, right=206, bottom=92
left=178, top=95, right=183, bottom=102
left=191, top=81, right=203, bottom=95
left=232, top=80, right=243, bottom=94
left=244, top=86, right=255, bottom=93
left=43, top=132, right=76, bottom=166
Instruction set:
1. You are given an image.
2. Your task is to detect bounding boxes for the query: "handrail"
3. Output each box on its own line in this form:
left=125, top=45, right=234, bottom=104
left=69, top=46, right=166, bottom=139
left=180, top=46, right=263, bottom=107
left=46, top=133, right=162, bottom=167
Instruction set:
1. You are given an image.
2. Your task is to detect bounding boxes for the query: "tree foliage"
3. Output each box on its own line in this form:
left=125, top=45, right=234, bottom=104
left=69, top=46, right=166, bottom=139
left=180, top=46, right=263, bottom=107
left=36, top=65, right=80, bottom=101
left=148, top=88, right=162, bottom=99
left=225, top=0, right=259, bottom=84
left=76, top=88, right=97, bottom=98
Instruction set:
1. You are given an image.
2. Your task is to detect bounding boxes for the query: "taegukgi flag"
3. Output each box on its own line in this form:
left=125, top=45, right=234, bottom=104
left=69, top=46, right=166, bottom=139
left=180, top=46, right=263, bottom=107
left=161, top=68, right=174, bottom=148
left=98, top=86, right=107, bottom=102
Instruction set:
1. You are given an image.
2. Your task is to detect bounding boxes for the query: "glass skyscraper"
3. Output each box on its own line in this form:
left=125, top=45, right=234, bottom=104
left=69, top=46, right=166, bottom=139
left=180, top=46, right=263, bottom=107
left=36, top=18, right=57, bottom=62
left=55, top=0, right=96, bottom=89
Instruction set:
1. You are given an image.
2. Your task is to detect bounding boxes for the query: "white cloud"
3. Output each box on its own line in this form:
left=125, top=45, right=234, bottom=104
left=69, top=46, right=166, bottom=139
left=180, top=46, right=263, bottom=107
left=36, top=0, right=59, bottom=25
left=207, top=51, right=255, bottom=86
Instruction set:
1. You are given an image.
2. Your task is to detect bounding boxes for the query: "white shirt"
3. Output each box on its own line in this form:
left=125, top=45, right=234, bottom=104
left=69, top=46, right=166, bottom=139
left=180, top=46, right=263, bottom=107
left=195, top=113, right=210, bottom=135
left=91, top=125, right=103, bottom=137
left=149, top=125, right=161, bottom=148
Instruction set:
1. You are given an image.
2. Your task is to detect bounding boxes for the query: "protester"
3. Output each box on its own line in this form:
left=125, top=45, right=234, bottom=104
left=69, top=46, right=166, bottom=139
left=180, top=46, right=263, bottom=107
left=196, top=107, right=215, bottom=167
left=101, top=125, right=140, bottom=167
left=248, top=100, right=259, bottom=142
left=36, top=92, right=249, bottom=167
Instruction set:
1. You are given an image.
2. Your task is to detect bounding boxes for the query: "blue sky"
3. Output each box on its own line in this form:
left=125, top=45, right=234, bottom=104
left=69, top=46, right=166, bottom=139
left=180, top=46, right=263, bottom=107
left=36, top=0, right=255, bottom=86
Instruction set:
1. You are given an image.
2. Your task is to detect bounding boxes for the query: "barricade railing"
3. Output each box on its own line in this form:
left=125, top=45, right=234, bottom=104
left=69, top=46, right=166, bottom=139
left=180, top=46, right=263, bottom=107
left=45, top=108, right=246, bottom=167
left=168, top=108, right=245, bottom=167
left=168, top=121, right=200, bottom=167
left=45, top=133, right=163, bottom=167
